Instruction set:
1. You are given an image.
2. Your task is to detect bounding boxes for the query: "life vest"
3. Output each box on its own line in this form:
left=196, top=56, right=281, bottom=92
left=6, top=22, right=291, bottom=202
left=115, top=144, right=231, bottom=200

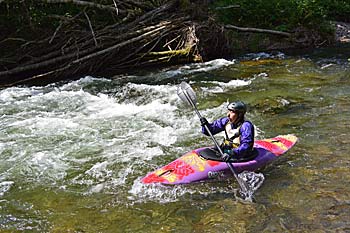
left=222, top=122, right=242, bottom=149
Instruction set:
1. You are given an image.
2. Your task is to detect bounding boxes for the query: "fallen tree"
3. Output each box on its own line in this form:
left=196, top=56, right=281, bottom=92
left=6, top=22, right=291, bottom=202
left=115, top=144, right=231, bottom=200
left=0, top=0, right=318, bottom=87
left=0, top=0, right=204, bottom=86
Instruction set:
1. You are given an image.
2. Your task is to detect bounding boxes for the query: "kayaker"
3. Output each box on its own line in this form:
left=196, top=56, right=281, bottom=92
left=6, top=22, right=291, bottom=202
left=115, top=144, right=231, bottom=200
left=200, top=101, right=255, bottom=162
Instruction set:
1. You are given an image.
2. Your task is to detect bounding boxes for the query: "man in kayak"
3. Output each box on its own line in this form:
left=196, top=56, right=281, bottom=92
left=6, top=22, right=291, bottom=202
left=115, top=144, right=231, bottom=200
left=200, top=101, right=255, bottom=162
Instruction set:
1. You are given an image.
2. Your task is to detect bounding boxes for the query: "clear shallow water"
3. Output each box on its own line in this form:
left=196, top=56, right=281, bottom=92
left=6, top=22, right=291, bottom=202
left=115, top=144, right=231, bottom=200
left=0, top=46, right=350, bottom=232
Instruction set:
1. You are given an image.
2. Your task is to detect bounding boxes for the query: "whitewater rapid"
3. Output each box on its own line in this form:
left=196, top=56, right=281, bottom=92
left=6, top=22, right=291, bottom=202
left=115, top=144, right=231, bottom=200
left=0, top=58, right=260, bottom=202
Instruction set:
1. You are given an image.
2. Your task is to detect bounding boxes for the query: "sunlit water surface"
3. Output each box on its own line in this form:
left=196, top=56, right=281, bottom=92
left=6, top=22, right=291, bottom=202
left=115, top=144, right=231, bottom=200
left=1, top=47, right=350, bottom=232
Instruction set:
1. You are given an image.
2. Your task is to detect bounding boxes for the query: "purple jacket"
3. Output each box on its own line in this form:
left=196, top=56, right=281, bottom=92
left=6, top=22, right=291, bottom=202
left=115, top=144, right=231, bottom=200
left=201, top=117, right=255, bottom=158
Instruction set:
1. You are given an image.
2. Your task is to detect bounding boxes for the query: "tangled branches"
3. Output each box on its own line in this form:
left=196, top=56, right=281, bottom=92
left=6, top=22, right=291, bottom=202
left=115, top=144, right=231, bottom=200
left=0, top=0, right=201, bottom=86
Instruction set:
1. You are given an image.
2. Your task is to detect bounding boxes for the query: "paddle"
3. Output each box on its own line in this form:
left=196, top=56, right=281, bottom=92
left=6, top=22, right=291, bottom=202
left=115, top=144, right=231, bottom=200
left=177, top=81, right=249, bottom=195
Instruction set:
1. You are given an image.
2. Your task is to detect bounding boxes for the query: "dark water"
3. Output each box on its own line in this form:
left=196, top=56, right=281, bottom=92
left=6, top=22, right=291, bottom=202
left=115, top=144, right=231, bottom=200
left=0, top=46, right=349, bottom=232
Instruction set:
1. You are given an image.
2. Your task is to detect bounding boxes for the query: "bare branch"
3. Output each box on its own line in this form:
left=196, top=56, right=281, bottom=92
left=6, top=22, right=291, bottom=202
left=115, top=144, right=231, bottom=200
left=224, top=24, right=291, bottom=37
left=71, top=22, right=170, bottom=64
left=216, top=5, right=240, bottom=10
left=49, top=22, right=63, bottom=44
left=42, top=0, right=126, bottom=14
left=112, top=0, right=119, bottom=15
left=0, top=38, right=26, bottom=45
left=84, top=11, right=98, bottom=46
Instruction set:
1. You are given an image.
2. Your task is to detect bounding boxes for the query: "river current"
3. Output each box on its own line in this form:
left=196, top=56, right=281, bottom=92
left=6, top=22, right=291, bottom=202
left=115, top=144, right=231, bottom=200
left=0, top=46, right=349, bottom=232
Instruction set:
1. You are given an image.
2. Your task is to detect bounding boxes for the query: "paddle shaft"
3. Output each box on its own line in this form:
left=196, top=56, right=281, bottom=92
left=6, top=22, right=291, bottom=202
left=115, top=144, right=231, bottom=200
left=181, top=87, right=249, bottom=193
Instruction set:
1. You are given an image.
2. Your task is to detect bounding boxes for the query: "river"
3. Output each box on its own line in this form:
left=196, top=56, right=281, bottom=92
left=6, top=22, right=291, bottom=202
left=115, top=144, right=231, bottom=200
left=1, top=46, right=349, bottom=232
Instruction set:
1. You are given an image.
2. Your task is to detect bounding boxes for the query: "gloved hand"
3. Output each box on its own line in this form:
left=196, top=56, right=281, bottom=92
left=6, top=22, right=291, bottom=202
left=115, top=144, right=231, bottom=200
left=222, top=153, right=232, bottom=162
left=200, top=117, right=209, bottom=126
left=222, top=150, right=236, bottom=162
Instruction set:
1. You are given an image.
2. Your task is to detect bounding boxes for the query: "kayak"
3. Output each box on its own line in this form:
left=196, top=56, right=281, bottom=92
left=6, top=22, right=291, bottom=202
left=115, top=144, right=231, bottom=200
left=142, top=134, right=297, bottom=184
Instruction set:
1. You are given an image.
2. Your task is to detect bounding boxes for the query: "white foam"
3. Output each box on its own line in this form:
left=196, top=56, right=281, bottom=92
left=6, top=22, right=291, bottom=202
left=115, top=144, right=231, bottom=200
left=127, top=177, right=258, bottom=204
left=200, top=79, right=251, bottom=93
left=0, top=87, right=38, bottom=102
left=243, top=51, right=286, bottom=60
left=128, top=178, right=193, bottom=203
left=0, top=73, right=256, bottom=196
left=89, top=183, right=105, bottom=193
left=60, top=75, right=111, bottom=91
left=161, top=58, right=236, bottom=78
left=85, top=161, right=112, bottom=180
left=0, top=181, right=14, bottom=196
left=29, top=151, right=68, bottom=180
left=185, top=58, right=236, bottom=73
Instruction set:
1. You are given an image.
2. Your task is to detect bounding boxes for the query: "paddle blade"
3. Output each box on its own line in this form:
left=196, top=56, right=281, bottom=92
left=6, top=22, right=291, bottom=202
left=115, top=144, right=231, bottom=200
left=177, top=81, right=197, bottom=107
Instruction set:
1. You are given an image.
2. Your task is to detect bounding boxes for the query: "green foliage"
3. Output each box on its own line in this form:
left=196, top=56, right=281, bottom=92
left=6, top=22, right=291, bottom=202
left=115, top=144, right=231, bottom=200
left=1, top=0, right=78, bottom=38
left=0, top=0, right=119, bottom=39
left=211, top=0, right=350, bottom=31
left=325, top=0, right=350, bottom=22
